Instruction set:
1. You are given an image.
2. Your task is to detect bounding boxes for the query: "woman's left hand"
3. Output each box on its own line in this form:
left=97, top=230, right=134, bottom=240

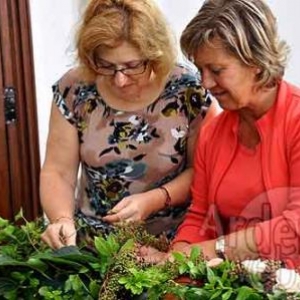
left=138, top=245, right=170, bottom=264
left=195, top=239, right=218, bottom=260
left=171, top=240, right=217, bottom=260
left=138, top=242, right=192, bottom=265
left=102, top=191, right=161, bottom=223
left=139, top=239, right=218, bottom=265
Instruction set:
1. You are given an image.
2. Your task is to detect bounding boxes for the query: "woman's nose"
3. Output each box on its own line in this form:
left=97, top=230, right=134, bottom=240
left=113, top=71, right=130, bottom=87
left=201, top=71, right=216, bottom=90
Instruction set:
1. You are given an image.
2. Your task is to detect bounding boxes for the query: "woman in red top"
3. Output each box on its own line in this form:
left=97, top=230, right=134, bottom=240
left=141, top=0, right=300, bottom=268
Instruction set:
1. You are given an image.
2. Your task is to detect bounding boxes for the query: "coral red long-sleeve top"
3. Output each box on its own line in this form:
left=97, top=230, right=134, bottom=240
left=174, top=81, right=300, bottom=267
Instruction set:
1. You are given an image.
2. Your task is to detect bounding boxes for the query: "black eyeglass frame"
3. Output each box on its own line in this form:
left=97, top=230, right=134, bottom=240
left=90, top=56, right=149, bottom=76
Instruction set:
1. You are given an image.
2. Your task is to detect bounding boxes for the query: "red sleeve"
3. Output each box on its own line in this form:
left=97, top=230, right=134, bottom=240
left=255, top=108, right=300, bottom=262
left=173, top=128, right=213, bottom=244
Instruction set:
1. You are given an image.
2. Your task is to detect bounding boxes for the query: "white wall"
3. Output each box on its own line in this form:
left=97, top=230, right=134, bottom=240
left=30, top=0, right=300, bottom=164
left=157, top=0, right=300, bottom=86
left=267, top=0, right=300, bottom=86
left=30, top=0, right=83, bottom=163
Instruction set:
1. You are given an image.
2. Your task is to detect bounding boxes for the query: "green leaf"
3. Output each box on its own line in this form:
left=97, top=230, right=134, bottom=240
left=119, top=239, right=134, bottom=251
left=0, top=218, right=9, bottom=229
left=0, top=254, right=17, bottom=265
left=89, top=280, right=99, bottom=298
left=26, top=257, right=48, bottom=271
left=210, top=289, right=223, bottom=299
left=118, top=277, right=127, bottom=284
left=52, top=245, right=81, bottom=256
left=171, top=251, right=186, bottom=262
left=179, top=264, right=188, bottom=274
left=32, top=246, right=98, bottom=267
left=0, top=277, right=18, bottom=294
left=106, top=235, right=120, bottom=253
left=94, top=236, right=119, bottom=257
left=237, top=286, right=261, bottom=300
left=14, top=208, right=24, bottom=222
left=0, top=255, right=50, bottom=279
left=189, top=246, right=201, bottom=262
left=206, top=267, right=216, bottom=284
left=222, top=289, right=233, bottom=300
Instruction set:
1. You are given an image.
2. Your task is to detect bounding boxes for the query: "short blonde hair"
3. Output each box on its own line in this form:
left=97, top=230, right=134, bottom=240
left=76, top=0, right=176, bottom=80
left=180, top=0, right=290, bottom=87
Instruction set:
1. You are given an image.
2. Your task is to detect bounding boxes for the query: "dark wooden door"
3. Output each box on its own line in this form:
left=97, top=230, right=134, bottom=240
left=0, top=0, right=41, bottom=220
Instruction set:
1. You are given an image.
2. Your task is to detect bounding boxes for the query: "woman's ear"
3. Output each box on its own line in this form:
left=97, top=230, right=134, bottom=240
left=255, top=68, right=262, bottom=74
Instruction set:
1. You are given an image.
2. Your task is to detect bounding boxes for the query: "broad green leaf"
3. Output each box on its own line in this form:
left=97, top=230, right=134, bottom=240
left=0, top=254, right=17, bottom=265
left=26, top=257, right=48, bottom=271
left=52, top=245, right=81, bottom=256
left=32, top=247, right=98, bottom=266
left=0, top=255, right=50, bottom=278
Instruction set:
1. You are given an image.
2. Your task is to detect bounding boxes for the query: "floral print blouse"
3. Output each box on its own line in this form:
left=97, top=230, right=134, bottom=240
left=52, top=63, right=212, bottom=237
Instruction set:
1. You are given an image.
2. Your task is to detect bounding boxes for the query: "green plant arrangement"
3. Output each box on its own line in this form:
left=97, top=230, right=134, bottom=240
left=0, top=210, right=300, bottom=300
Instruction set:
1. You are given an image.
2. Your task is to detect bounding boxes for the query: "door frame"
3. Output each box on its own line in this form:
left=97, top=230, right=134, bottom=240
left=0, top=0, right=41, bottom=220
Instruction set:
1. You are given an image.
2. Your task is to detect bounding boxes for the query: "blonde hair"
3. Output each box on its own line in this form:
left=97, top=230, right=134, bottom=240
left=180, top=0, right=290, bottom=87
left=76, top=0, right=176, bottom=80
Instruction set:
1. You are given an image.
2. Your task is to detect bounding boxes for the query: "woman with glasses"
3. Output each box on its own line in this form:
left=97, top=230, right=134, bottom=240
left=40, top=0, right=217, bottom=249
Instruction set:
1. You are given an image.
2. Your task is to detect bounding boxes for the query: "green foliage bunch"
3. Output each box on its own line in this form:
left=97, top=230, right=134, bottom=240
left=0, top=211, right=101, bottom=300
left=0, top=213, right=174, bottom=300
left=0, top=212, right=300, bottom=300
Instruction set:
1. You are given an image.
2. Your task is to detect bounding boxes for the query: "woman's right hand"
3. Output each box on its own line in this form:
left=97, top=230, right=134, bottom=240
left=102, top=189, right=165, bottom=223
left=41, top=218, right=76, bottom=249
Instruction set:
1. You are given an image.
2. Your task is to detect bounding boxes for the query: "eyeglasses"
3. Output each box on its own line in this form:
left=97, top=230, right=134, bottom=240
left=93, top=59, right=149, bottom=76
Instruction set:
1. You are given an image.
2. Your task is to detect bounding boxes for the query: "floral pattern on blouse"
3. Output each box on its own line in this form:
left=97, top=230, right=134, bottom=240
left=52, top=63, right=212, bottom=237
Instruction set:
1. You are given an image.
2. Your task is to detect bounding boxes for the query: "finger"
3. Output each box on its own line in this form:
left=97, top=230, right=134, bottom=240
left=41, top=232, right=54, bottom=248
left=104, top=206, right=134, bottom=223
left=124, top=217, right=137, bottom=223
left=41, top=231, right=65, bottom=249
left=58, top=225, right=77, bottom=246
left=107, top=198, right=130, bottom=214
left=138, top=246, right=170, bottom=264
left=64, top=231, right=77, bottom=246
left=207, top=258, right=223, bottom=268
left=53, top=238, right=67, bottom=249
left=138, top=246, right=164, bottom=257
left=102, top=213, right=123, bottom=223
left=138, top=246, right=152, bottom=256
left=141, top=252, right=166, bottom=264
left=41, top=226, right=59, bottom=249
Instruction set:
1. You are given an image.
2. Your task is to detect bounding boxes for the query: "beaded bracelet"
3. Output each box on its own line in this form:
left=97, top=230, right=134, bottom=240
left=53, top=216, right=74, bottom=224
left=158, top=186, right=172, bottom=208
